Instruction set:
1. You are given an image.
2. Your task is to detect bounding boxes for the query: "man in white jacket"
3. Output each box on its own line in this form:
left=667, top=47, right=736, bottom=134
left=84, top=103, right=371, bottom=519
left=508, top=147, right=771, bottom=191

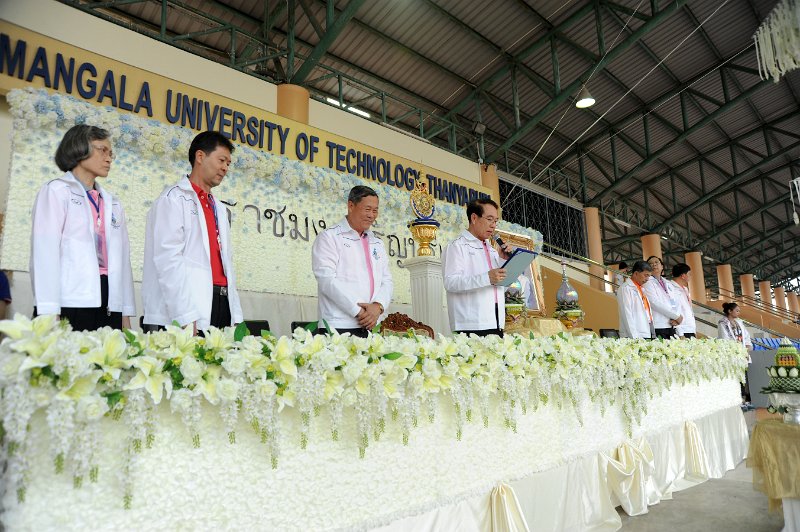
left=142, top=131, right=243, bottom=333
left=311, top=185, right=393, bottom=337
left=617, top=260, right=655, bottom=339
left=642, top=256, right=682, bottom=339
left=670, top=263, right=696, bottom=338
left=442, top=198, right=510, bottom=336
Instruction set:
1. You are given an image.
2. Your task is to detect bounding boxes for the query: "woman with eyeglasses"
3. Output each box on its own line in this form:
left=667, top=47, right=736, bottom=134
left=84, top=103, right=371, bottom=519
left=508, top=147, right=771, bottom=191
left=30, top=124, right=135, bottom=330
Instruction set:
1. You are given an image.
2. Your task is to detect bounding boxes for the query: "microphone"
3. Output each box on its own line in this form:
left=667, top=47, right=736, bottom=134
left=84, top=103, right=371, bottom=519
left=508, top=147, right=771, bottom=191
left=493, top=234, right=509, bottom=252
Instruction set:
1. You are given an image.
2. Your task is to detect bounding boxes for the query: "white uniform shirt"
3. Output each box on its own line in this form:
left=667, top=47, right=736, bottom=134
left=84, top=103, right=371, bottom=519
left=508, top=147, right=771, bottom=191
left=311, top=218, right=393, bottom=329
left=642, top=275, right=681, bottom=329
left=442, top=230, right=505, bottom=332
left=617, top=279, right=653, bottom=339
left=718, top=317, right=753, bottom=350
left=671, top=280, right=696, bottom=335
left=30, top=171, right=136, bottom=316
left=142, top=177, right=243, bottom=329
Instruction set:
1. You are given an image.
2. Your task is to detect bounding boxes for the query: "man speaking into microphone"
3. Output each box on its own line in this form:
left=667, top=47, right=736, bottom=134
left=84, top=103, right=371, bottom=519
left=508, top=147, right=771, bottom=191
left=442, top=198, right=510, bottom=337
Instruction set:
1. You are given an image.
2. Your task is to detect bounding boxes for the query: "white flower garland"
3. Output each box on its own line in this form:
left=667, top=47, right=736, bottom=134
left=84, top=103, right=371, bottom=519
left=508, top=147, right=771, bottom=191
left=0, top=314, right=747, bottom=506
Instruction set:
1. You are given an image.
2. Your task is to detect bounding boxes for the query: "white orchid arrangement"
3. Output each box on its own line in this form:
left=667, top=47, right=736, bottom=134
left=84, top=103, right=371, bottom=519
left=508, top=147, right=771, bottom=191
left=0, top=314, right=747, bottom=508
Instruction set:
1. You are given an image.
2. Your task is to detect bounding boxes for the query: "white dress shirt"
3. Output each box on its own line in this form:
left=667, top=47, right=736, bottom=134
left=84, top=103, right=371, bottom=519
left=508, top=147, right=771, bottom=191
left=30, top=171, right=136, bottom=316
left=642, top=275, right=681, bottom=329
left=442, top=230, right=505, bottom=332
left=142, top=177, right=243, bottom=329
left=670, top=280, right=696, bottom=335
left=617, top=279, right=653, bottom=339
left=311, top=218, right=393, bottom=329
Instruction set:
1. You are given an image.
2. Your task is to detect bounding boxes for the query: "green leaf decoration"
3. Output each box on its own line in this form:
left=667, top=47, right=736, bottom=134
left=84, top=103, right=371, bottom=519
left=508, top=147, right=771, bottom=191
left=529, top=332, right=535, bottom=339
left=234, top=322, right=249, bottom=342
left=371, top=323, right=381, bottom=334
left=123, top=329, right=137, bottom=344
left=303, top=321, right=319, bottom=332
left=102, top=390, right=124, bottom=409
left=382, top=352, right=403, bottom=361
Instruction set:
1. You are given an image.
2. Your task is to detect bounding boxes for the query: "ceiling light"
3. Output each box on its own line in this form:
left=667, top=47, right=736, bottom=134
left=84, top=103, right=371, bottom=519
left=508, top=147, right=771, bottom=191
left=472, top=121, right=486, bottom=135
left=325, top=97, right=371, bottom=118
left=575, top=86, right=595, bottom=109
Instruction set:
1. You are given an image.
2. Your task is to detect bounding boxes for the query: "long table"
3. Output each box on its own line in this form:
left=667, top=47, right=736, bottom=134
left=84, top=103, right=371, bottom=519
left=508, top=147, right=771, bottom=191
left=2, top=377, right=747, bottom=531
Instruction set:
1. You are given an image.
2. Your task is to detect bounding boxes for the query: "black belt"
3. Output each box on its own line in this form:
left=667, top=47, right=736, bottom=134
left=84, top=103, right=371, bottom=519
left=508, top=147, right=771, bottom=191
left=213, top=285, right=228, bottom=296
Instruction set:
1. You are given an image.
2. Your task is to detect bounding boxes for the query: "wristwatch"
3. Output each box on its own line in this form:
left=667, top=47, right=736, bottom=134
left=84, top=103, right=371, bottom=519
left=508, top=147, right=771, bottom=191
left=375, top=302, right=384, bottom=314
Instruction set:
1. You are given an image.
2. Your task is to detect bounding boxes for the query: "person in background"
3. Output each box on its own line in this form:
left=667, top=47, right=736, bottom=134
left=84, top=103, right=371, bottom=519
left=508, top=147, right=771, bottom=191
left=718, top=302, right=753, bottom=407
left=311, top=185, right=393, bottom=337
left=443, top=198, right=511, bottom=337
left=642, top=256, right=682, bottom=339
left=30, top=125, right=135, bottom=330
left=671, top=263, right=696, bottom=338
left=613, top=261, right=628, bottom=293
left=0, top=271, right=11, bottom=320
left=617, top=260, right=654, bottom=339
left=142, top=131, right=243, bottom=334
left=718, top=302, right=752, bottom=350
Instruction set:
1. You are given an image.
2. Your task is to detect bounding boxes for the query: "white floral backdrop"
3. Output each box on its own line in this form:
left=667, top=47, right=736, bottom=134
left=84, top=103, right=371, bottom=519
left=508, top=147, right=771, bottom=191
left=1, top=89, right=543, bottom=305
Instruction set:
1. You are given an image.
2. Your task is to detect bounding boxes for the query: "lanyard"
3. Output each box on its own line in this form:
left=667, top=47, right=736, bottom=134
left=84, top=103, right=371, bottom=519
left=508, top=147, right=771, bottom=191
left=86, top=190, right=102, bottom=228
left=727, top=319, right=742, bottom=342
left=655, top=276, right=669, bottom=294
left=632, top=280, right=653, bottom=323
left=208, top=194, right=221, bottom=247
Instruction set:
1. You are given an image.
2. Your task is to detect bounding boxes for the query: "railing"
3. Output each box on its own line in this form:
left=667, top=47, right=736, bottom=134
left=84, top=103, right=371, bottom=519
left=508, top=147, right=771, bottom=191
left=539, top=242, right=793, bottom=339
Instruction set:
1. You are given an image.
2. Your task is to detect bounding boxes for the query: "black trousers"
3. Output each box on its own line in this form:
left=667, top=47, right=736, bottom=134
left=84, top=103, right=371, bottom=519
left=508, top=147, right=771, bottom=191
left=455, top=329, right=504, bottom=338
left=655, top=327, right=676, bottom=339
left=682, top=332, right=696, bottom=339
left=210, top=285, right=232, bottom=329
left=328, top=327, right=369, bottom=338
left=35, top=275, right=123, bottom=331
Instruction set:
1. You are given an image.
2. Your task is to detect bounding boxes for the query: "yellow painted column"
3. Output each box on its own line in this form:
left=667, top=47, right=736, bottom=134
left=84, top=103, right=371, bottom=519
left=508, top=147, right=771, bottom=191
left=640, top=234, right=662, bottom=260
left=480, top=163, right=501, bottom=206
left=774, top=286, right=788, bottom=311
left=276, top=84, right=310, bottom=124
left=584, top=207, right=604, bottom=290
left=759, top=280, right=773, bottom=308
left=716, top=264, right=734, bottom=302
left=739, top=274, right=756, bottom=304
left=684, top=251, right=706, bottom=304
left=788, top=292, right=799, bottom=315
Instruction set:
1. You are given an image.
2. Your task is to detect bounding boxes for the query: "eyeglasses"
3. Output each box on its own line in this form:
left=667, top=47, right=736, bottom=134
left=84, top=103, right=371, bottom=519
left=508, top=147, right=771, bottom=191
left=482, top=216, right=498, bottom=223
left=91, top=144, right=115, bottom=160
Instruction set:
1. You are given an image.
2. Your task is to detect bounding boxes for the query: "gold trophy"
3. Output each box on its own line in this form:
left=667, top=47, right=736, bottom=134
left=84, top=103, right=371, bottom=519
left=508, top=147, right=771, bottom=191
left=408, top=181, right=439, bottom=256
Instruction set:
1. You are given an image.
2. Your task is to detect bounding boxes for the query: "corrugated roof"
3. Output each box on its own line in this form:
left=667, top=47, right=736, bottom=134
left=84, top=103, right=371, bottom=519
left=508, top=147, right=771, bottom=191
left=63, top=0, right=800, bottom=284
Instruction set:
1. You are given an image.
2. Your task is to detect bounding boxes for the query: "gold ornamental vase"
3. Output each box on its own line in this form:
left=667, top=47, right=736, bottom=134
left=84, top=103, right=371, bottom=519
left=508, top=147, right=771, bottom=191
left=409, top=221, right=439, bottom=256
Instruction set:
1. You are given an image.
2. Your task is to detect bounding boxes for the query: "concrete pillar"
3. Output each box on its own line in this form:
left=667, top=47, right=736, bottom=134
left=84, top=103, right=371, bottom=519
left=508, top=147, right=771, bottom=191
left=788, top=292, right=800, bottom=315
left=685, top=251, right=706, bottom=304
left=402, top=257, right=447, bottom=336
left=739, top=274, right=756, bottom=304
left=480, top=164, right=501, bottom=206
left=641, top=234, right=662, bottom=260
left=276, top=84, right=310, bottom=124
left=584, top=207, right=604, bottom=291
left=759, top=280, right=773, bottom=308
left=716, top=264, right=734, bottom=302
left=774, top=287, right=788, bottom=311
left=786, top=292, right=800, bottom=319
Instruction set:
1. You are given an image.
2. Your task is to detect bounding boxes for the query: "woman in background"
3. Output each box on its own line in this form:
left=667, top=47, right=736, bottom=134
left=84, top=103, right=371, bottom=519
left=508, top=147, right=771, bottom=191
left=30, top=124, right=135, bottom=330
left=718, top=302, right=753, bottom=407
left=717, top=302, right=752, bottom=350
